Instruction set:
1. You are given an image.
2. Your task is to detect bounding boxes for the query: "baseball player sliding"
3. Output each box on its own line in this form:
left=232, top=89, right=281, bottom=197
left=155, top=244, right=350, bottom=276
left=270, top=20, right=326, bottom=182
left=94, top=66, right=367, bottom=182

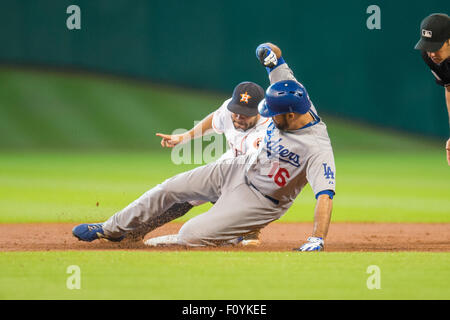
left=124, top=81, right=269, bottom=245
left=72, top=42, right=336, bottom=251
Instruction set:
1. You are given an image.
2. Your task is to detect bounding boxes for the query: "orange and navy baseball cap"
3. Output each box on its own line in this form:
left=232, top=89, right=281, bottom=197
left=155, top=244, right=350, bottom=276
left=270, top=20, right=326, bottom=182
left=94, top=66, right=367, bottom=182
left=227, top=82, right=265, bottom=117
left=414, top=13, right=450, bottom=52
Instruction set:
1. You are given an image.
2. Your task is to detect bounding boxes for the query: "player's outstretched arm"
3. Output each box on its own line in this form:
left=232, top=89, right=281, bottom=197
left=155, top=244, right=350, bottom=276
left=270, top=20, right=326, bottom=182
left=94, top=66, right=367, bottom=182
left=294, top=194, right=333, bottom=252
left=156, top=112, right=214, bottom=148
left=311, top=194, right=333, bottom=238
left=255, top=42, right=297, bottom=84
left=256, top=42, right=283, bottom=70
left=445, top=87, right=450, bottom=165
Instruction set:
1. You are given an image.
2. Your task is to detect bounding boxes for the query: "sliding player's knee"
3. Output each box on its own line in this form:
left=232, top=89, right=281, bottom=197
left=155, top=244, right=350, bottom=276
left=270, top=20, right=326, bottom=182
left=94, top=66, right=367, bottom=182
left=177, top=222, right=209, bottom=246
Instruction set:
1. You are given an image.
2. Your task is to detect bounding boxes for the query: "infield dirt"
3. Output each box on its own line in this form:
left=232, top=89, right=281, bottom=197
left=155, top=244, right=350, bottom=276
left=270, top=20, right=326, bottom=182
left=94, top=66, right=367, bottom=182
left=1, top=222, right=449, bottom=252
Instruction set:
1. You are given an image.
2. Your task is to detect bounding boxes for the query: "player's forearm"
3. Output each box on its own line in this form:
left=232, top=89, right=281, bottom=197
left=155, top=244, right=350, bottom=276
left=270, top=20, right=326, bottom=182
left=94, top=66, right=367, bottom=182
left=266, top=43, right=282, bottom=59
left=261, top=43, right=296, bottom=84
left=311, top=194, right=333, bottom=239
left=186, top=113, right=214, bottom=140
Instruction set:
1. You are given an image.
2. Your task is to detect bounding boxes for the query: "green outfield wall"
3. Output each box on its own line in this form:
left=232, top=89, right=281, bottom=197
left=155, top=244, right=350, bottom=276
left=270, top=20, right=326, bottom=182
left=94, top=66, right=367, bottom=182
left=0, top=0, right=449, bottom=138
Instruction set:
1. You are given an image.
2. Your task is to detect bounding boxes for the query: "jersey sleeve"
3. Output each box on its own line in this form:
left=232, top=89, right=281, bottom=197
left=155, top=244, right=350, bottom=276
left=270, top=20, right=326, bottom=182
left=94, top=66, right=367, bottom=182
left=306, top=150, right=336, bottom=199
left=430, top=70, right=449, bottom=87
left=212, top=98, right=232, bottom=134
left=421, top=51, right=450, bottom=87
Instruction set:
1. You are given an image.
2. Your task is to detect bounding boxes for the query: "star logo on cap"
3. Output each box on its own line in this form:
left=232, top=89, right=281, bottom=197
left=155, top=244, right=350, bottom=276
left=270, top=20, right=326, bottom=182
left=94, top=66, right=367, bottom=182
left=240, top=92, right=251, bottom=104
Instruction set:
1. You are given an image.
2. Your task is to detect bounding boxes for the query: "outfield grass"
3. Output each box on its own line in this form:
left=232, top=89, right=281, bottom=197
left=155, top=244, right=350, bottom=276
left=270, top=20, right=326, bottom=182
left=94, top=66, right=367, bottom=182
left=0, top=251, right=448, bottom=300
left=0, top=66, right=445, bottom=152
left=0, top=67, right=449, bottom=301
left=1, top=67, right=449, bottom=224
left=0, top=67, right=225, bottom=150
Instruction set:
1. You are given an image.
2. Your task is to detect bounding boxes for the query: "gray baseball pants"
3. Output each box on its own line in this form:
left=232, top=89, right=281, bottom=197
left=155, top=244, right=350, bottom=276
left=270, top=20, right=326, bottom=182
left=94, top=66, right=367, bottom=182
left=102, top=156, right=290, bottom=246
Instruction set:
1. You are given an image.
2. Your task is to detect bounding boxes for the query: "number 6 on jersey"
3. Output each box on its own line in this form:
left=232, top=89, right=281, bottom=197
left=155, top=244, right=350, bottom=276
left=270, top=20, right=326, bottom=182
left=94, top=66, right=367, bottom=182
left=268, top=161, right=290, bottom=187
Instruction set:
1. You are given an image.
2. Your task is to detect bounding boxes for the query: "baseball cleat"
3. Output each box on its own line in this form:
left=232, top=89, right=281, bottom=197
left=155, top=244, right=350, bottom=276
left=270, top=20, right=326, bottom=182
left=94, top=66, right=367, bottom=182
left=72, top=223, right=124, bottom=242
left=144, top=234, right=179, bottom=247
left=240, top=239, right=261, bottom=246
left=236, top=230, right=261, bottom=246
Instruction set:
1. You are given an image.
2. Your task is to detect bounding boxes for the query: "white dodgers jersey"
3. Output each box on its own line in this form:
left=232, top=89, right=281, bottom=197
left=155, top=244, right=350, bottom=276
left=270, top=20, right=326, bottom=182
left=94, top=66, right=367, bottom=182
left=245, top=64, right=336, bottom=204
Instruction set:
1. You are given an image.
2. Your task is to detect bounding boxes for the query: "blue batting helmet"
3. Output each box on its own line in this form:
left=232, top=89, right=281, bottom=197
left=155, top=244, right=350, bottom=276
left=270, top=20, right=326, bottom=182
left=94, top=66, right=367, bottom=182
left=258, top=80, right=311, bottom=117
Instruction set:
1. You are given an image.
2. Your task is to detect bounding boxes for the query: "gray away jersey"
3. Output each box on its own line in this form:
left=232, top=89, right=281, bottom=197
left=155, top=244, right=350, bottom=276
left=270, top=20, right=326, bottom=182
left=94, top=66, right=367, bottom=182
left=245, top=64, right=336, bottom=204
